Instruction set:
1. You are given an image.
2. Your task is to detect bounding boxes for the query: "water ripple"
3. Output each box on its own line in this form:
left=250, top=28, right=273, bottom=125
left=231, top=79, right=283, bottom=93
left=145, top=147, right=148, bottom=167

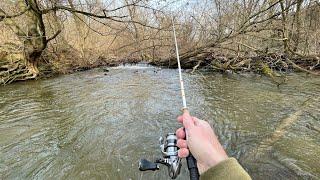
left=0, top=67, right=319, bottom=179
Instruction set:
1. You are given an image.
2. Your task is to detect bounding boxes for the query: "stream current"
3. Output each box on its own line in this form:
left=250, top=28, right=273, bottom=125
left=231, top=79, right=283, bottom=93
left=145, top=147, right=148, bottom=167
left=0, top=64, right=319, bottom=179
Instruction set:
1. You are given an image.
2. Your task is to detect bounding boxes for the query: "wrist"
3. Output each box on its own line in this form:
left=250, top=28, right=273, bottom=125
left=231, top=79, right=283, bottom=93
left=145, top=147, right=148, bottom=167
left=202, top=149, right=228, bottom=174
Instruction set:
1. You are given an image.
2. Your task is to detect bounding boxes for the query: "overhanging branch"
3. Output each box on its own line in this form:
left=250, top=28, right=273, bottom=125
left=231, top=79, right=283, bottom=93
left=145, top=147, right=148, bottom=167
left=0, top=6, right=30, bottom=21
left=41, top=5, right=160, bottom=29
left=46, top=29, right=62, bottom=43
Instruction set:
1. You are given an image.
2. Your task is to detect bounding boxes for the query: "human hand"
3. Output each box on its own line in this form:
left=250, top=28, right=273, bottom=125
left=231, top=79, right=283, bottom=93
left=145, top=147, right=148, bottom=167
left=176, top=110, right=228, bottom=174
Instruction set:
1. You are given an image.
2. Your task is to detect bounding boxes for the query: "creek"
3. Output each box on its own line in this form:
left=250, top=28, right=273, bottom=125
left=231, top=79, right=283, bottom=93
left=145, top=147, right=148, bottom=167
left=0, top=64, right=319, bottom=179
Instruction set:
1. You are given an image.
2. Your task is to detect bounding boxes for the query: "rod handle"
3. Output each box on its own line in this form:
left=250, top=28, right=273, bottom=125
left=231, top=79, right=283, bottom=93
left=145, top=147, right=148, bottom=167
left=186, top=154, right=200, bottom=180
left=183, top=124, right=200, bottom=180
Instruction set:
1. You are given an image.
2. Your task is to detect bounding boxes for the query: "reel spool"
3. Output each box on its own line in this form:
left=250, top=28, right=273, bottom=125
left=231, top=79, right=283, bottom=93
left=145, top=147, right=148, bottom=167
left=139, top=133, right=182, bottom=179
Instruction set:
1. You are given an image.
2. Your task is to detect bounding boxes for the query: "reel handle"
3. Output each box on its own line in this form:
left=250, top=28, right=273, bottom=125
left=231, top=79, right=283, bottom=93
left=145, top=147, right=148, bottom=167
left=139, top=159, right=159, bottom=171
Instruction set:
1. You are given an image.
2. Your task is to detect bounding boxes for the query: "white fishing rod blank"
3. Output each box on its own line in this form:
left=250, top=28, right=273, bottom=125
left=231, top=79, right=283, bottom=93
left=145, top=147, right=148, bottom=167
left=171, top=17, right=187, bottom=110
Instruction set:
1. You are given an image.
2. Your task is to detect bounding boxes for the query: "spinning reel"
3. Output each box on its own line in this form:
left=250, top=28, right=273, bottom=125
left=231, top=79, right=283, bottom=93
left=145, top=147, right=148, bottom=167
left=139, top=133, right=182, bottom=179
left=138, top=17, right=200, bottom=180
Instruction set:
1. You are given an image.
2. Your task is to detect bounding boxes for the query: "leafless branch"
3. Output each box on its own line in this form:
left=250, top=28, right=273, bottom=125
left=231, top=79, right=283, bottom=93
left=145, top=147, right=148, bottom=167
left=41, top=5, right=161, bottom=29
left=0, top=6, right=30, bottom=21
left=46, top=29, right=62, bottom=42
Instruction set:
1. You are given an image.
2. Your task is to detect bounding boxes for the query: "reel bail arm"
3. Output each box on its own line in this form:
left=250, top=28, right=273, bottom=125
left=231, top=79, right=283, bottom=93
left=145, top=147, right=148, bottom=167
left=138, top=133, right=182, bottom=179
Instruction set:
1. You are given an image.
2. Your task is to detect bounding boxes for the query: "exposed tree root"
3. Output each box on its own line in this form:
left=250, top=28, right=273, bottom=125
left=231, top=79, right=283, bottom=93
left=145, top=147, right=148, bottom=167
left=0, top=63, right=35, bottom=85
left=0, top=51, right=38, bottom=85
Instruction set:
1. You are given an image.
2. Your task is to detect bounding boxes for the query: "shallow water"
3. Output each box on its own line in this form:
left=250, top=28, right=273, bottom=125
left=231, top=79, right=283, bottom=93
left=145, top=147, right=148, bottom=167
left=0, top=64, right=319, bottom=180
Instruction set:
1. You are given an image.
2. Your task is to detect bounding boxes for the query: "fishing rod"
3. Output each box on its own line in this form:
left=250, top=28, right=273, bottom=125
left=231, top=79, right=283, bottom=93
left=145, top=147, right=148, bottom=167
left=172, top=16, right=200, bottom=180
left=138, top=17, right=199, bottom=180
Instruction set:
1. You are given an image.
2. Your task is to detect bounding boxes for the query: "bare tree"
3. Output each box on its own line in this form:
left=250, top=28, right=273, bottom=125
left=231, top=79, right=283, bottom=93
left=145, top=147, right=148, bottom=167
left=0, top=0, right=159, bottom=84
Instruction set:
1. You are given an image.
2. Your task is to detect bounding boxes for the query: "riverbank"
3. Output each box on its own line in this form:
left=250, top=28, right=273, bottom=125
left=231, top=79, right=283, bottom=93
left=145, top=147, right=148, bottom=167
left=44, top=50, right=320, bottom=85
left=1, top=48, right=319, bottom=85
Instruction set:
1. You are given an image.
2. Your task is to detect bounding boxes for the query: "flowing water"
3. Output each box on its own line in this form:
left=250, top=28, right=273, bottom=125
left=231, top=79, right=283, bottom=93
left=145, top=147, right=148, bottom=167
left=0, top=64, right=319, bottom=180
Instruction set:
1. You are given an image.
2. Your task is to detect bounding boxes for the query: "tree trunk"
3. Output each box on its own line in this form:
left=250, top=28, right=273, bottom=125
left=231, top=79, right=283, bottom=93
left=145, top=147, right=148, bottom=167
left=292, top=0, right=303, bottom=52
left=0, top=0, right=47, bottom=84
left=21, top=0, right=47, bottom=77
left=67, top=0, right=88, bottom=58
left=279, top=0, right=289, bottom=54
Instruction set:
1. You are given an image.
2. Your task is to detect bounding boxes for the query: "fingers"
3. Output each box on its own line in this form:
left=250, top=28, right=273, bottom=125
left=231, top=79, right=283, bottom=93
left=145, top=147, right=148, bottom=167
left=177, top=111, right=200, bottom=129
left=178, top=148, right=189, bottom=158
left=176, top=110, right=192, bottom=158
left=177, top=115, right=183, bottom=123
left=176, top=127, right=185, bottom=139
left=178, top=115, right=202, bottom=125
left=192, top=117, right=200, bottom=126
left=177, top=139, right=188, bottom=149
left=182, top=110, right=194, bottom=129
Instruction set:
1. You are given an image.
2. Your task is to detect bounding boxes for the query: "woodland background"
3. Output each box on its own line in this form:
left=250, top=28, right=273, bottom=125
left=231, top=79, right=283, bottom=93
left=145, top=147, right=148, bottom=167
left=0, top=0, right=319, bottom=84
